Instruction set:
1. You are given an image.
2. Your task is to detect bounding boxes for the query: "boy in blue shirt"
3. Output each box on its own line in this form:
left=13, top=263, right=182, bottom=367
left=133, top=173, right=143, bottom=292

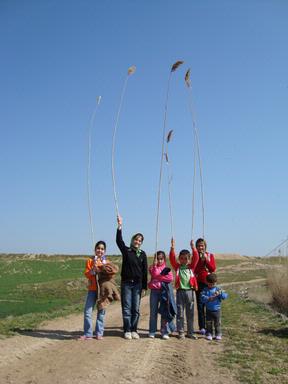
left=200, top=273, right=228, bottom=341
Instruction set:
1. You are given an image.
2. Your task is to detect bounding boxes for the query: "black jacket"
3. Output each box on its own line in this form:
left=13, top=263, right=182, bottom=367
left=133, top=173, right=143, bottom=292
left=116, top=229, right=148, bottom=290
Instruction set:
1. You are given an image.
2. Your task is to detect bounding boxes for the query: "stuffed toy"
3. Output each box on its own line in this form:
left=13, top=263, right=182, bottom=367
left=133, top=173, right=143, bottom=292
left=97, top=262, right=120, bottom=310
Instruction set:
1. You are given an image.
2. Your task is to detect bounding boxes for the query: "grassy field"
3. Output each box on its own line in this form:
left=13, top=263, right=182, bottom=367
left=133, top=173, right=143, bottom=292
left=0, top=255, right=121, bottom=335
left=221, top=291, right=288, bottom=384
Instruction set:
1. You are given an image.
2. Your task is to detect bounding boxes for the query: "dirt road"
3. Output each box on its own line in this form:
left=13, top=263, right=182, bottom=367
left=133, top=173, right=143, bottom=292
left=0, top=295, right=238, bottom=384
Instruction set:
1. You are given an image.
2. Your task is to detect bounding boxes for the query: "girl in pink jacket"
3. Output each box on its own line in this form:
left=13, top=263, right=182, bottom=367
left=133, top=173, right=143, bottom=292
left=148, top=251, right=175, bottom=339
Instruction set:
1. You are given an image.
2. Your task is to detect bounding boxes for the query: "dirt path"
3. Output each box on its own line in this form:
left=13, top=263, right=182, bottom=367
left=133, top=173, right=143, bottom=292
left=0, top=296, right=238, bottom=384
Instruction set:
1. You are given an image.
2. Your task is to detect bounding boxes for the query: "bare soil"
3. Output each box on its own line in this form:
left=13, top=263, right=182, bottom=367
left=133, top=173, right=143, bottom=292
left=0, top=295, right=238, bottom=384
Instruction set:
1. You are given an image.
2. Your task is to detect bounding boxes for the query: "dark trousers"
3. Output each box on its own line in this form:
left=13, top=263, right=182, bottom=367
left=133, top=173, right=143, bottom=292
left=206, top=309, right=221, bottom=336
left=195, top=281, right=207, bottom=329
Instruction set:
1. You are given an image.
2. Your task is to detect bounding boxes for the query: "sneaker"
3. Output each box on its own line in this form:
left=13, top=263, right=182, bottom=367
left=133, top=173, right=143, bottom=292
left=148, top=334, right=155, bottom=339
left=131, top=331, right=140, bottom=339
left=124, top=332, right=132, bottom=340
left=215, top=335, right=222, bottom=341
left=96, top=335, right=103, bottom=340
left=161, top=334, right=169, bottom=340
left=206, top=334, right=213, bottom=341
left=178, top=333, right=185, bottom=340
left=187, top=334, right=198, bottom=340
left=200, top=328, right=206, bottom=335
left=78, top=335, right=93, bottom=340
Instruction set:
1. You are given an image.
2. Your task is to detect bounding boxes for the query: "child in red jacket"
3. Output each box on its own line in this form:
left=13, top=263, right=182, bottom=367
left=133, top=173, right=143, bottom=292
left=169, top=238, right=199, bottom=339
left=194, top=238, right=216, bottom=335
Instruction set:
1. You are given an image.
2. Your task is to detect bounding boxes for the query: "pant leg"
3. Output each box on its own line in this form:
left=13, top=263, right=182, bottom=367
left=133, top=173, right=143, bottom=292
left=131, top=282, right=142, bottom=332
left=185, top=289, right=195, bottom=336
left=83, top=290, right=97, bottom=337
left=121, top=282, right=132, bottom=332
left=95, top=308, right=106, bottom=336
left=176, top=290, right=185, bottom=334
left=214, top=310, right=222, bottom=336
left=196, top=282, right=207, bottom=329
left=206, top=310, right=213, bottom=336
left=149, top=289, right=160, bottom=335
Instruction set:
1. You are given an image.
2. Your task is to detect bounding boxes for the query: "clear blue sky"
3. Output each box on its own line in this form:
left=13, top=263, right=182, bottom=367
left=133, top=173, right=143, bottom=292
left=1, top=0, right=287, bottom=256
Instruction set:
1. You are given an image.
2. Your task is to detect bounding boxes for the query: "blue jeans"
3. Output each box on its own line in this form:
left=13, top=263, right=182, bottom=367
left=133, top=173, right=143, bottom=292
left=121, top=281, right=141, bottom=332
left=83, top=290, right=106, bottom=337
left=149, top=289, right=176, bottom=336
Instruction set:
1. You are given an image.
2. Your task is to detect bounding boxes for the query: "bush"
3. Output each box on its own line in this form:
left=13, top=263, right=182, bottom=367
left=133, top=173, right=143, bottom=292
left=267, top=263, right=288, bottom=315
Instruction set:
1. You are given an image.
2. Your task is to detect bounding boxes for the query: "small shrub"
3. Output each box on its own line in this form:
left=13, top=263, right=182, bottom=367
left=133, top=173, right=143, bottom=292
left=267, top=263, right=288, bottom=315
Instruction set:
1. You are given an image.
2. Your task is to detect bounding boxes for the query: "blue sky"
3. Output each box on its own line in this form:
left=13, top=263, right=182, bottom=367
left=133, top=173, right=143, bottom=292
left=1, top=0, right=287, bottom=256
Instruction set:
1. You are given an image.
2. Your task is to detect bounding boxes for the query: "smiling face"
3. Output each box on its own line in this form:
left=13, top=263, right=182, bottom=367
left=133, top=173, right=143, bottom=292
left=196, top=241, right=206, bottom=254
left=132, top=235, right=143, bottom=249
left=95, top=243, right=106, bottom=258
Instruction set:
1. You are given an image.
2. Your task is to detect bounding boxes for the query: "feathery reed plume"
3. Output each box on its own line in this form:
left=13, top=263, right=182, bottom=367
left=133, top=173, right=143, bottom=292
left=171, top=61, right=184, bottom=72
left=111, top=66, right=136, bottom=217
left=185, top=68, right=205, bottom=239
left=87, top=96, right=102, bottom=248
left=155, top=61, right=183, bottom=252
left=166, top=129, right=173, bottom=143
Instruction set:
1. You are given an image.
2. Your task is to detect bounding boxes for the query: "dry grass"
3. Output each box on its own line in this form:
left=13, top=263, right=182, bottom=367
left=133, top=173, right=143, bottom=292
left=267, top=262, right=288, bottom=316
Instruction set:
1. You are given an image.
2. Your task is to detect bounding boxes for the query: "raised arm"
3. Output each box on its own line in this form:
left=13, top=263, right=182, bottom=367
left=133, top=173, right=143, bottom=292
left=189, top=240, right=199, bottom=272
left=169, top=238, right=178, bottom=271
left=116, top=215, right=126, bottom=254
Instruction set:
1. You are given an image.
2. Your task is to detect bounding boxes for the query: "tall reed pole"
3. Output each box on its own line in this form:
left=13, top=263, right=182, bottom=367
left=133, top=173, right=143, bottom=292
left=111, top=66, right=136, bottom=217
left=165, top=130, right=174, bottom=239
left=155, top=61, right=183, bottom=253
left=87, top=96, right=102, bottom=248
left=185, top=69, right=205, bottom=239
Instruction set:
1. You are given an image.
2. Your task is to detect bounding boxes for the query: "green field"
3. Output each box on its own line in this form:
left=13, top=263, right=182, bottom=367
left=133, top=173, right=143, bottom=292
left=0, top=255, right=121, bottom=335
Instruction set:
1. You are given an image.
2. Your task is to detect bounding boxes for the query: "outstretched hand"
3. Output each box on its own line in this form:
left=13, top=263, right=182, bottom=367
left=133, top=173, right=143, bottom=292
left=171, top=237, right=175, bottom=249
left=190, top=240, right=195, bottom=250
left=117, top=215, right=122, bottom=227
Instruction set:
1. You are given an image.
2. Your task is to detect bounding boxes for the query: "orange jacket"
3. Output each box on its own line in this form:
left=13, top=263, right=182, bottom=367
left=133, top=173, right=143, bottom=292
left=84, top=257, right=99, bottom=291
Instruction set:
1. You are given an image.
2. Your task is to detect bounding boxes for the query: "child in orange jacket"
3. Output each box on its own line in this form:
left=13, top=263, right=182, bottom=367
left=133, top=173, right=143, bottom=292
left=80, top=241, right=107, bottom=340
left=169, top=238, right=199, bottom=339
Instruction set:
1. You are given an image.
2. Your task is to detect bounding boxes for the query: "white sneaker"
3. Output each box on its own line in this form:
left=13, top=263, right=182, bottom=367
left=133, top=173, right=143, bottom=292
left=148, top=334, right=155, bottom=338
left=131, top=331, right=140, bottom=339
left=162, top=334, right=169, bottom=340
left=124, top=332, right=132, bottom=340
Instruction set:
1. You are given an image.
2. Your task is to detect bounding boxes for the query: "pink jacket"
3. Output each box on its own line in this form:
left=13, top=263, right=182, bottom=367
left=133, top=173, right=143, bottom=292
left=148, top=263, right=173, bottom=290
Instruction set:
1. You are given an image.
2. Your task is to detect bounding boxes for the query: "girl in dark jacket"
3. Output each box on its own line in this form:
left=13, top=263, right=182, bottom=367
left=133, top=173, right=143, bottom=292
left=116, top=215, right=148, bottom=340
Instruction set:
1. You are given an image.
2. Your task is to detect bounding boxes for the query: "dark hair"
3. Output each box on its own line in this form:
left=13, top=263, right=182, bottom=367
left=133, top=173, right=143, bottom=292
left=179, top=249, right=190, bottom=258
left=94, top=241, right=106, bottom=251
left=196, top=238, right=207, bottom=249
left=132, top=233, right=144, bottom=243
left=206, top=273, right=217, bottom=284
left=156, top=250, right=166, bottom=261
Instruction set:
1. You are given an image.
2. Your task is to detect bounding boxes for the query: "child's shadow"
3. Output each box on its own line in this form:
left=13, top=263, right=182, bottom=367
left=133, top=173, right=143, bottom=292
left=13, top=327, right=124, bottom=340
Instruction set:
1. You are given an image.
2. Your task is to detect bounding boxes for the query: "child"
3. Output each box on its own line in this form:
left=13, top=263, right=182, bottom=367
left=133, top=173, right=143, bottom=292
left=116, top=215, right=148, bottom=340
left=148, top=251, right=175, bottom=339
left=80, top=241, right=108, bottom=340
left=200, top=273, right=228, bottom=341
left=194, top=238, right=216, bottom=334
left=169, top=238, right=199, bottom=339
